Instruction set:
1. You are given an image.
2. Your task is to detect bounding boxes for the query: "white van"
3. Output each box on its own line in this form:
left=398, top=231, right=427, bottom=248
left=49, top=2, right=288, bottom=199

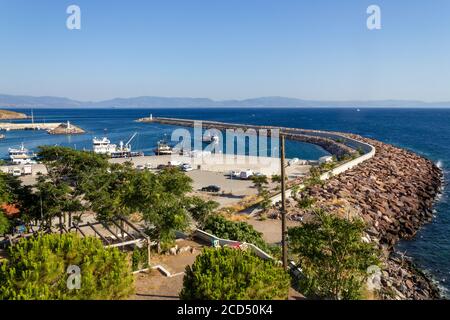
left=168, top=160, right=181, bottom=166
left=23, top=164, right=32, bottom=175
left=240, top=170, right=254, bottom=180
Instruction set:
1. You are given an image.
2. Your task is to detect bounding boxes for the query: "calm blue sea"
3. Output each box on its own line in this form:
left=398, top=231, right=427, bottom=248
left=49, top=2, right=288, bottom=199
left=1, top=107, right=449, bottom=295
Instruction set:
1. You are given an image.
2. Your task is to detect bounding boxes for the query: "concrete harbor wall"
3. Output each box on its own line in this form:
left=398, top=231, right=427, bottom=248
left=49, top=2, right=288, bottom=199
left=0, top=123, right=62, bottom=130
left=0, top=122, right=85, bottom=135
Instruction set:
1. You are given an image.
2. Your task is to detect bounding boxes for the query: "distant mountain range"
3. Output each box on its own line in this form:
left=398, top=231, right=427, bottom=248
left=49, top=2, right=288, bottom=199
left=1, top=94, right=449, bottom=108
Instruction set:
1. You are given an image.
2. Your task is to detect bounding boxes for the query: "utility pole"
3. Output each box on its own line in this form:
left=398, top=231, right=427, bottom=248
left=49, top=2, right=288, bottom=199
left=280, top=133, right=288, bottom=270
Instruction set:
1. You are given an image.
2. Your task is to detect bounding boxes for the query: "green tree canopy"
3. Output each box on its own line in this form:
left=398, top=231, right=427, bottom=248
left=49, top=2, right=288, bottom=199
left=251, top=175, right=268, bottom=194
left=187, top=196, right=219, bottom=228
left=0, top=173, right=11, bottom=234
left=82, top=163, right=201, bottom=249
left=28, top=146, right=108, bottom=227
left=288, top=210, right=380, bottom=300
left=0, top=233, right=133, bottom=300
left=37, top=146, right=109, bottom=185
left=0, top=211, right=9, bottom=235
left=180, top=247, right=290, bottom=300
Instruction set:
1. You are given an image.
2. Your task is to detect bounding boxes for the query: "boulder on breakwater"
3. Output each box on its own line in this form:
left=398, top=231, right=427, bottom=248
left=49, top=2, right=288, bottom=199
left=285, top=134, right=442, bottom=299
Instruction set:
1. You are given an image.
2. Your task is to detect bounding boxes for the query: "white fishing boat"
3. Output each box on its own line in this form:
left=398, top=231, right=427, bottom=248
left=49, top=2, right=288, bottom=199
left=8, top=143, right=37, bottom=164
left=92, top=133, right=143, bottom=158
left=92, top=137, right=117, bottom=155
left=154, top=140, right=173, bottom=155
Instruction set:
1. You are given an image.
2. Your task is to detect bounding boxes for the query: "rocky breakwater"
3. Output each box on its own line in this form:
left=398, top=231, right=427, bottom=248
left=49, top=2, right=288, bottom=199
left=302, top=134, right=443, bottom=299
left=284, top=133, right=355, bottom=159
left=47, top=122, right=85, bottom=135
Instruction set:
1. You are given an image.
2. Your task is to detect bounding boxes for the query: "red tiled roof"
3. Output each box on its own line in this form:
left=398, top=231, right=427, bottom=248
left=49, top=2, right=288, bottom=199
left=1, top=203, right=20, bottom=217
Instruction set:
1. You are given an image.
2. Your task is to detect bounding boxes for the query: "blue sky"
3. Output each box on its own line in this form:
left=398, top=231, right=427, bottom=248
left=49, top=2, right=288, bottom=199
left=0, top=0, right=449, bottom=101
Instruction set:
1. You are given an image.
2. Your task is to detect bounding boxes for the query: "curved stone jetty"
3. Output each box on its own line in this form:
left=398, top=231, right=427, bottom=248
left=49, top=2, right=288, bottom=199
left=309, top=134, right=442, bottom=247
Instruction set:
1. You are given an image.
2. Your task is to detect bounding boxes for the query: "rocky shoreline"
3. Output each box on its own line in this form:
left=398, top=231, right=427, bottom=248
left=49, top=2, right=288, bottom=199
left=0, top=109, right=27, bottom=120
left=271, top=134, right=443, bottom=299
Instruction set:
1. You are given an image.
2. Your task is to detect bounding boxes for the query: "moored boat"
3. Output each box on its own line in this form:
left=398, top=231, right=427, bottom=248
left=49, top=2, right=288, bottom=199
left=202, top=134, right=219, bottom=143
left=92, top=133, right=143, bottom=158
left=8, top=143, right=37, bottom=164
left=154, top=140, right=173, bottom=155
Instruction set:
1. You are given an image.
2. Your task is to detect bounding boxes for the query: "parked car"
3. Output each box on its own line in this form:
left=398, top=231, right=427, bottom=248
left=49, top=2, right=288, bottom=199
left=144, top=163, right=153, bottom=170
left=253, top=172, right=265, bottom=177
left=136, top=164, right=145, bottom=171
left=319, top=155, right=334, bottom=164
left=201, top=185, right=221, bottom=192
left=11, top=168, right=22, bottom=177
left=288, top=158, right=299, bottom=166
left=181, top=163, right=193, bottom=172
left=157, top=164, right=167, bottom=170
left=229, top=170, right=241, bottom=178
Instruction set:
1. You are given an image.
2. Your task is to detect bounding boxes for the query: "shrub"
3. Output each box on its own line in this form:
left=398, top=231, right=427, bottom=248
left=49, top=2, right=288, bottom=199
left=0, top=233, right=134, bottom=300
left=0, top=212, right=10, bottom=235
left=297, top=194, right=316, bottom=209
left=271, top=174, right=281, bottom=182
left=131, top=246, right=149, bottom=271
left=288, top=210, right=380, bottom=300
left=203, top=215, right=273, bottom=254
left=180, top=247, right=290, bottom=300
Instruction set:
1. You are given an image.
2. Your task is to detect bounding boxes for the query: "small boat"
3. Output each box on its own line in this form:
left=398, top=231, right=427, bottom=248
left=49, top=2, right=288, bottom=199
left=154, top=140, right=173, bottom=155
left=8, top=143, right=37, bottom=164
left=356, top=108, right=361, bottom=112
left=202, top=134, right=219, bottom=143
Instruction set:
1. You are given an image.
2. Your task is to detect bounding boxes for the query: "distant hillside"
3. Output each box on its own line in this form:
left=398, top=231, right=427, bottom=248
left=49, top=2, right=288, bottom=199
left=0, top=109, right=28, bottom=119
left=0, top=94, right=85, bottom=108
left=1, top=94, right=449, bottom=108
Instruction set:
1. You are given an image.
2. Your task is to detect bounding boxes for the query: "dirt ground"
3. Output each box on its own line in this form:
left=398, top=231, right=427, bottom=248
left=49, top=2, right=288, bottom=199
left=131, top=239, right=203, bottom=300
left=132, top=270, right=184, bottom=300
left=246, top=218, right=302, bottom=244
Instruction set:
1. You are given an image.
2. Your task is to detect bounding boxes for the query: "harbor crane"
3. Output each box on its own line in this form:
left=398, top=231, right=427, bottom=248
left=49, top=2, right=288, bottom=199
left=119, top=132, right=138, bottom=151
